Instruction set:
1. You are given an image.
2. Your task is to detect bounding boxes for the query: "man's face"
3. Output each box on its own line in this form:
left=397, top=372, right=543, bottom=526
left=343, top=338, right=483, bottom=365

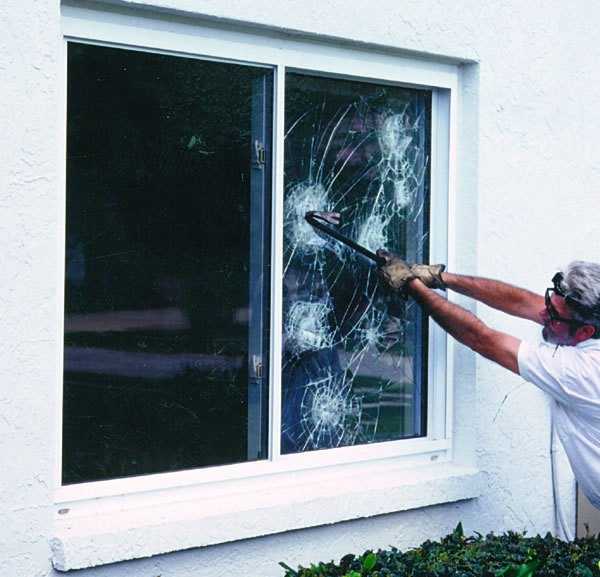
left=541, top=293, right=580, bottom=345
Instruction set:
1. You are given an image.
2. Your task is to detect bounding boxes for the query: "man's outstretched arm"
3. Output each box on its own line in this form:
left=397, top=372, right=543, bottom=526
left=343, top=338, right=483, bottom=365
left=408, top=277, right=522, bottom=373
left=440, top=271, right=545, bottom=325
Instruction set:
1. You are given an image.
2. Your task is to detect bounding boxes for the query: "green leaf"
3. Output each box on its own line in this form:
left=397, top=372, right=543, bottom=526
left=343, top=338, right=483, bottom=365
left=451, top=521, right=465, bottom=542
left=515, top=559, right=540, bottom=577
left=278, top=561, right=298, bottom=576
left=575, top=565, right=593, bottom=577
left=362, top=552, right=377, bottom=571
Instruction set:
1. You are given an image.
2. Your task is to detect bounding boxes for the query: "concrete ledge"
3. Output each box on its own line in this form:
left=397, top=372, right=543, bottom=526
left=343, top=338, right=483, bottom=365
left=51, top=463, right=482, bottom=571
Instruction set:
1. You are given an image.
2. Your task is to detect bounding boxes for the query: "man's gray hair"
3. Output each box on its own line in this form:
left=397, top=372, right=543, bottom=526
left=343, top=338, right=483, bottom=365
left=559, top=261, right=600, bottom=336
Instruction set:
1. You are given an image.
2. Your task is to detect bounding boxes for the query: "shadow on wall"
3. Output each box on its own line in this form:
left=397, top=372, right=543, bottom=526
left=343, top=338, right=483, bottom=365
left=577, top=485, right=600, bottom=538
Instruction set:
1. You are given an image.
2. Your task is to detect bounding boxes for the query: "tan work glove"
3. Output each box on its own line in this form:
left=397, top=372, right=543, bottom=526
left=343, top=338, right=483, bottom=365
left=376, top=249, right=415, bottom=292
left=410, top=263, right=447, bottom=290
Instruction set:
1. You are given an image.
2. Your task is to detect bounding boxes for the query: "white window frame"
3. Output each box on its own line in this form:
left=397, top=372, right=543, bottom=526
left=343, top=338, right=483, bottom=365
left=53, top=3, right=478, bottom=571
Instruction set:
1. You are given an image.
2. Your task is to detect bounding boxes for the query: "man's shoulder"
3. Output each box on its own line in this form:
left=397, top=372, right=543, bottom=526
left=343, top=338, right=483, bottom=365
left=575, top=338, right=600, bottom=353
left=566, top=339, right=600, bottom=378
left=517, top=340, right=562, bottom=384
left=559, top=338, right=600, bottom=369
left=521, top=338, right=600, bottom=358
left=518, top=338, right=600, bottom=388
left=518, top=338, right=600, bottom=407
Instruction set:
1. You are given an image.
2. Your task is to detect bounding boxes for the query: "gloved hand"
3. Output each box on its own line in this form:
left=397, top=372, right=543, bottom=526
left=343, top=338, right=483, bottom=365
left=376, top=249, right=414, bottom=292
left=410, top=263, right=447, bottom=290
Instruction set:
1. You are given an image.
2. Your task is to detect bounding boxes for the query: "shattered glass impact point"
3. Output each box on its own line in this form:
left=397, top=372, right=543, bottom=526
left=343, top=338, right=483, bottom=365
left=285, top=182, right=332, bottom=254
left=300, top=372, right=363, bottom=450
left=286, top=301, right=335, bottom=355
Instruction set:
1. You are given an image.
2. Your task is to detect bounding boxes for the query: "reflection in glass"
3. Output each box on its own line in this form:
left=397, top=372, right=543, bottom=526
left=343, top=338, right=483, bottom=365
left=63, top=43, right=272, bottom=483
left=282, top=73, right=431, bottom=454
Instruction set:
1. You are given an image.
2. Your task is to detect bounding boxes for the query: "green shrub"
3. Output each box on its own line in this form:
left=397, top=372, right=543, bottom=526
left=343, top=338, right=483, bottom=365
left=280, top=523, right=600, bottom=577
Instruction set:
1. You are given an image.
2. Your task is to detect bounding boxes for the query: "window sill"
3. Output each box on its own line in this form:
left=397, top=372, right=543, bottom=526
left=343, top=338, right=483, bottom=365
left=51, top=461, right=482, bottom=571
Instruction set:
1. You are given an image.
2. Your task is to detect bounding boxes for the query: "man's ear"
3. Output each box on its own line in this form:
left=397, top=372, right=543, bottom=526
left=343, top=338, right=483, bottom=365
left=575, top=324, right=596, bottom=343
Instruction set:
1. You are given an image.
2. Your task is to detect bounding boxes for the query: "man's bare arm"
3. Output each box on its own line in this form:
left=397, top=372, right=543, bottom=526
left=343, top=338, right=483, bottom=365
left=408, top=278, right=522, bottom=373
left=441, top=271, right=545, bottom=325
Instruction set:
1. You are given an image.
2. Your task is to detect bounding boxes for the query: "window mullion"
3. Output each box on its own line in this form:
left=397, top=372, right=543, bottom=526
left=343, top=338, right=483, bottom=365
left=269, top=63, right=286, bottom=461
left=427, top=88, right=451, bottom=443
left=248, top=72, right=272, bottom=460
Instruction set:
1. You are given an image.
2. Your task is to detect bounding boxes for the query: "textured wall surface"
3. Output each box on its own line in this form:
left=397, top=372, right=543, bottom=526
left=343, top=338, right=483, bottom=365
left=1, top=0, right=62, bottom=576
left=3, top=0, right=598, bottom=575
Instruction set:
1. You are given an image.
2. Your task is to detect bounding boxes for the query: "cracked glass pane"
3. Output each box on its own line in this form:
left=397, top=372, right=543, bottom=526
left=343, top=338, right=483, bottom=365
left=282, top=73, right=431, bottom=454
left=63, top=43, right=272, bottom=483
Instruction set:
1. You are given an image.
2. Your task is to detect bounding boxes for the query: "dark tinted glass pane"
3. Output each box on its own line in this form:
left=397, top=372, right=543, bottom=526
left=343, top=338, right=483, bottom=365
left=282, top=73, right=430, bottom=454
left=63, top=43, right=272, bottom=484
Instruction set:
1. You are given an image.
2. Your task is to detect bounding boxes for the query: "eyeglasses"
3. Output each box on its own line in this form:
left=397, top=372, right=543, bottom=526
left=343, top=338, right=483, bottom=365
left=544, top=287, right=584, bottom=327
left=545, top=272, right=590, bottom=327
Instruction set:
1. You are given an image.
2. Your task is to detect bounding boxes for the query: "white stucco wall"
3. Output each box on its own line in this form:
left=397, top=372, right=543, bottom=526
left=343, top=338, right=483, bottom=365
left=2, top=0, right=598, bottom=575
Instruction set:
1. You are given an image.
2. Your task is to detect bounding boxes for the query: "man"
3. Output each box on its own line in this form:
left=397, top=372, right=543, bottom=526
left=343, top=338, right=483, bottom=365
left=377, top=251, right=600, bottom=511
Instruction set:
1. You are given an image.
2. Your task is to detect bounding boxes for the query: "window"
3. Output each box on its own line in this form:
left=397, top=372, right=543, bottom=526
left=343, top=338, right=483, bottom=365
left=55, top=6, right=474, bottom=570
left=63, top=40, right=437, bottom=484
left=281, top=73, right=430, bottom=454
left=64, top=43, right=272, bottom=484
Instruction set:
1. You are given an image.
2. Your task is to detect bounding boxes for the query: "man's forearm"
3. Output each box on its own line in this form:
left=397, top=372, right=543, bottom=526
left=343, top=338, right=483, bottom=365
left=407, top=278, right=520, bottom=372
left=408, top=278, right=488, bottom=351
left=441, top=271, right=544, bottom=324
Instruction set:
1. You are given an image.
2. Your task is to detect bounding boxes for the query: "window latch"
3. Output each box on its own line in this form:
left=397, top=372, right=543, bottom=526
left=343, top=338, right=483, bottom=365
left=254, top=140, right=265, bottom=167
left=251, top=354, right=263, bottom=379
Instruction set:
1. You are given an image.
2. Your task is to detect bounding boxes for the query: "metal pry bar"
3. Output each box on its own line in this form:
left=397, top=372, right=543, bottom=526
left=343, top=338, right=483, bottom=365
left=305, top=211, right=387, bottom=266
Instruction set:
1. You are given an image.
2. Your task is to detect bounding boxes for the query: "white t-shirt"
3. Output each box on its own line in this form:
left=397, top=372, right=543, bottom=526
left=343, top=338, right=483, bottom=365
left=518, top=338, right=600, bottom=509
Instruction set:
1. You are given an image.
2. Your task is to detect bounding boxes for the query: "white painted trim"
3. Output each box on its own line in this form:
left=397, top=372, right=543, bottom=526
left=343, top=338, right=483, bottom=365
left=429, top=88, right=454, bottom=442
left=61, top=4, right=458, bottom=89
left=52, top=462, right=483, bottom=571
left=270, top=63, right=285, bottom=461
left=54, top=36, right=69, bottom=493
left=54, top=3, right=468, bottom=564
left=427, top=89, right=450, bottom=442
left=56, top=437, right=451, bottom=502
left=445, top=76, right=459, bottom=442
